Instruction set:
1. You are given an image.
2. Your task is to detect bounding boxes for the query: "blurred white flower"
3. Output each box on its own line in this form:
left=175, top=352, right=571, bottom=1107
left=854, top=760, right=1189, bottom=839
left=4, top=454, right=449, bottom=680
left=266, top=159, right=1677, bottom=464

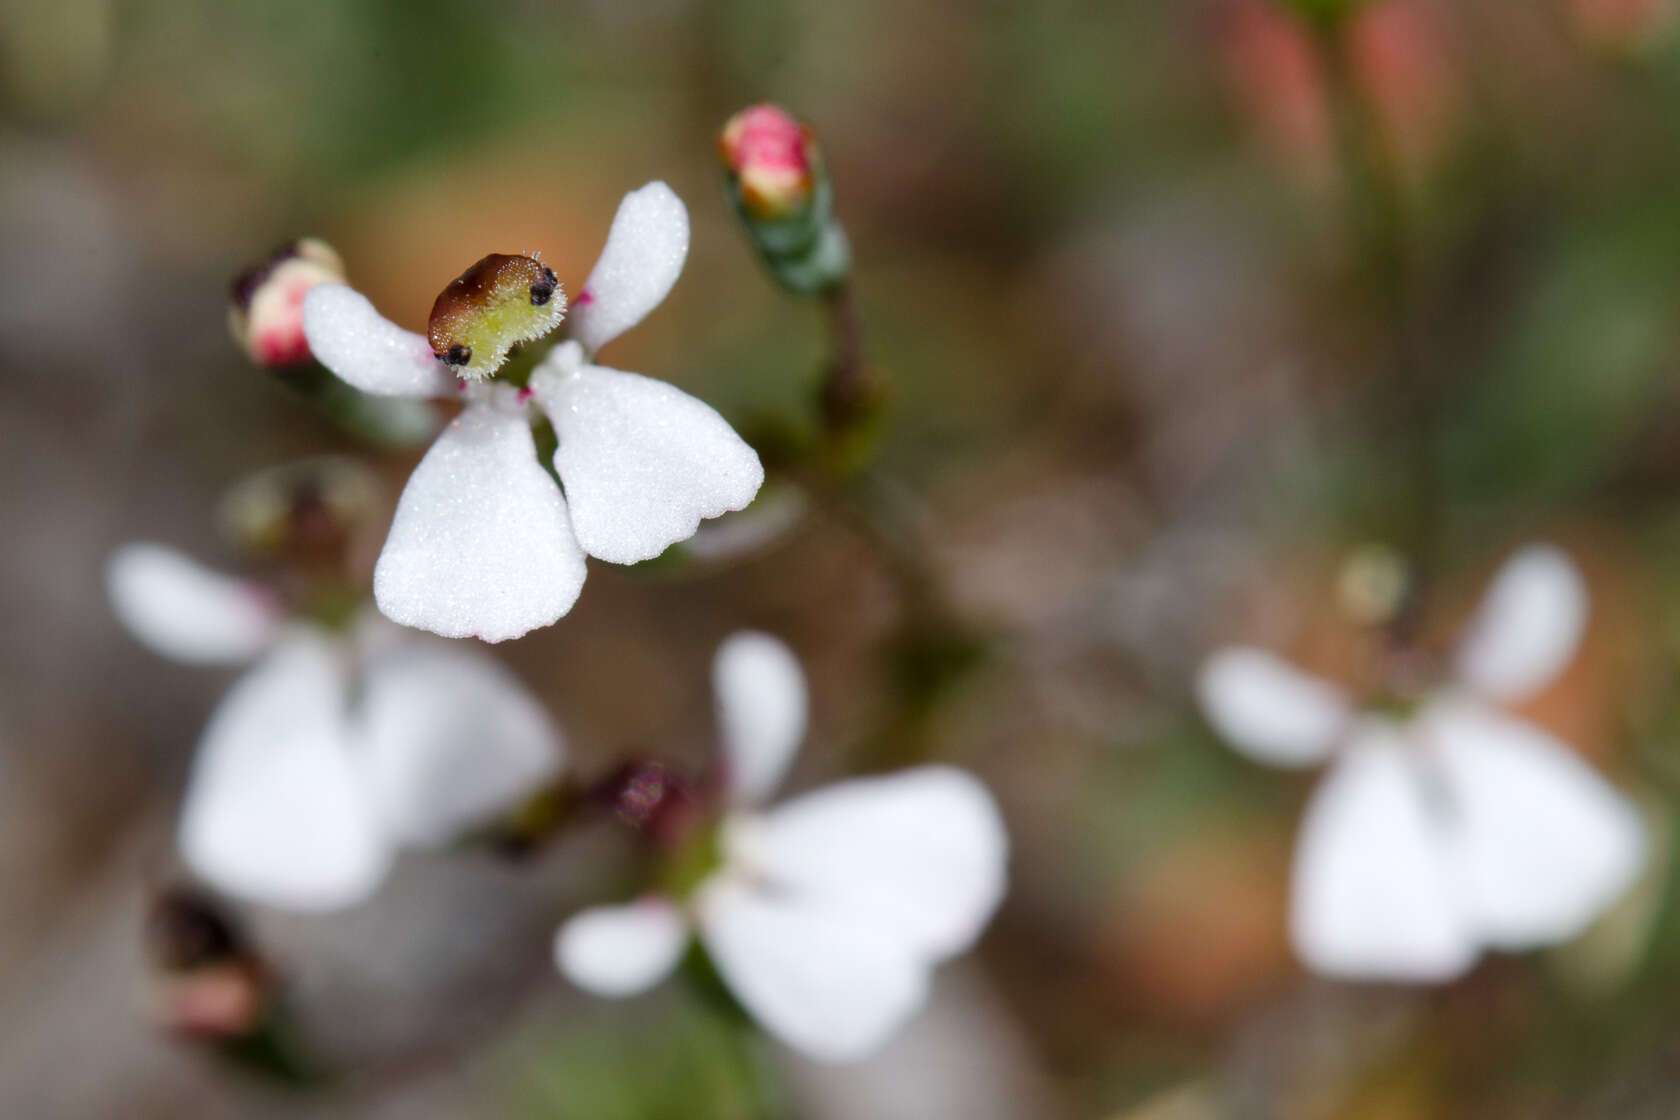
left=554, top=632, right=1009, bottom=1062
left=300, top=182, right=764, bottom=643
left=108, top=542, right=564, bottom=911
left=1197, top=544, right=1646, bottom=982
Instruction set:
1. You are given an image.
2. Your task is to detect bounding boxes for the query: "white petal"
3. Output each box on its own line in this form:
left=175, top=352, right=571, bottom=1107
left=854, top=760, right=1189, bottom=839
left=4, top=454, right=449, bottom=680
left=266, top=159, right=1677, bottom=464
left=725, top=767, right=1008, bottom=960
left=356, top=640, right=564, bottom=848
left=178, top=632, right=391, bottom=911
left=554, top=897, right=690, bottom=997
left=301, top=283, right=456, bottom=398
left=107, top=543, right=278, bottom=664
left=532, top=363, right=763, bottom=565
left=1423, top=698, right=1646, bottom=949
left=697, top=876, right=928, bottom=1062
left=1454, top=545, right=1588, bottom=703
left=569, top=181, right=689, bottom=353
left=374, top=404, right=587, bottom=642
left=1196, top=647, right=1350, bottom=768
left=1290, top=724, right=1477, bottom=982
left=714, top=631, right=808, bottom=804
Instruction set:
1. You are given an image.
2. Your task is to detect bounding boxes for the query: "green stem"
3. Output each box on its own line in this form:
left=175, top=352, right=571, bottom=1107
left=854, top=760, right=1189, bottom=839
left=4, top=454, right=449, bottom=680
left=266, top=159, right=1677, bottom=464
left=1313, top=17, right=1437, bottom=642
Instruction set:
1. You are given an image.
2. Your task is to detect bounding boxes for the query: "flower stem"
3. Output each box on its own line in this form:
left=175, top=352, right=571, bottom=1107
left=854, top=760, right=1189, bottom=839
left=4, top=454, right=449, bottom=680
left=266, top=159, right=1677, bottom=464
left=1312, top=16, right=1438, bottom=643
left=818, top=280, right=867, bottom=435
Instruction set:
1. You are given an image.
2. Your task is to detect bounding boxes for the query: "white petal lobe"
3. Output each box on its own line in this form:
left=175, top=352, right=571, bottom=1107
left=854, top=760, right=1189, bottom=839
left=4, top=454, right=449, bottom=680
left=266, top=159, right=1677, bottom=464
left=357, top=641, right=564, bottom=848
left=302, top=284, right=456, bottom=398
left=178, top=633, right=391, bottom=911
left=697, top=877, right=928, bottom=1062
left=1454, top=544, right=1587, bottom=703
left=714, top=631, right=808, bottom=804
left=555, top=898, right=690, bottom=997
left=1197, top=647, right=1350, bottom=767
left=533, top=364, right=763, bottom=564
left=374, top=404, right=587, bottom=642
left=1424, top=698, right=1645, bottom=949
left=726, top=767, right=1008, bottom=960
left=107, top=543, right=277, bottom=664
left=1291, top=725, right=1477, bottom=982
left=570, top=181, right=689, bottom=353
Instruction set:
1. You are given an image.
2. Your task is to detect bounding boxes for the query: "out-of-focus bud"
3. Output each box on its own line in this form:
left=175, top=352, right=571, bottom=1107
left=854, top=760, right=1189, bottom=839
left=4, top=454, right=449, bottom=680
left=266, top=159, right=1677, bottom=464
left=144, top=886, right=267, bottom=1040
left=720, top=104, right=816, bottom=220
left=719, top=103, right=850, bottom=295
left=218, top=456, right=380, bottom=564
left=1216, top=0, right=1458, bottom=187
left=1336, top=543, right=1410, bottom=628
left=228, top=239, right=344, bottom=367
left=427, top=252, right=566, bottom=381
left=1571, top=0, right=1678, bottom=55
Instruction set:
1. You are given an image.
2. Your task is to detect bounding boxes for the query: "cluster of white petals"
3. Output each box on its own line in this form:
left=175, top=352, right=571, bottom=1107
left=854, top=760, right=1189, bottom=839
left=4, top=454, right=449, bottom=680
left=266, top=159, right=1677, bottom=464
left=108, top=543, right=564, bottom=911
left=1197, top=545, right=1646, bottom=982
left=300, top=182, right=764, bottom=642
left=554, top=632, right=1009, bottom=1062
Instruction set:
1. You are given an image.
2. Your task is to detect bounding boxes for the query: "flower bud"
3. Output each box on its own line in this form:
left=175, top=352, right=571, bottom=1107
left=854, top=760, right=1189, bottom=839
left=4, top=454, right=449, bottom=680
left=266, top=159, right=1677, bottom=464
left=427, top=252, right=566, bottom=381
left=719, top=104, right=816, bottom=220
left=217, top=456, right=380, bottom=563
left=1336, top=543, right=1410, bottom=627
left=719, top=103, right=850, bottom=295
left=144, top=886, right=267, bottom=1040
left=228, top=239, right=345, bottom=367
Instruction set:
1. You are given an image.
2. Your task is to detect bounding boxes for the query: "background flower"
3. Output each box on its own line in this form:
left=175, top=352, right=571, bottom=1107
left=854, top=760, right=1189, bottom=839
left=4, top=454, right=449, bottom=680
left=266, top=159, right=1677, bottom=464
left=1198, top=546, right=1646, bottom=980
left=108, top=542, right=564, bottom=909
left=555, top=631, right=1008, bottom=1062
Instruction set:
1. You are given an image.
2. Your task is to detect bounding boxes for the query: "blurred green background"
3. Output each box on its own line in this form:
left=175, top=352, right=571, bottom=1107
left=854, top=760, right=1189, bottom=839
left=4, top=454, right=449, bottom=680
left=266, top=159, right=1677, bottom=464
left=8, top=0, right=1680, bottom=1116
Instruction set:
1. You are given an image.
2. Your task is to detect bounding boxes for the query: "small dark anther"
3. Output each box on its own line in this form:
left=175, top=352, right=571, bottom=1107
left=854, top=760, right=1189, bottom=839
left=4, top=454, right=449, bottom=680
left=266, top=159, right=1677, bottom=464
left=528, top=266, right=559, bottom=306
left=445, top=343, right=472, bottom=366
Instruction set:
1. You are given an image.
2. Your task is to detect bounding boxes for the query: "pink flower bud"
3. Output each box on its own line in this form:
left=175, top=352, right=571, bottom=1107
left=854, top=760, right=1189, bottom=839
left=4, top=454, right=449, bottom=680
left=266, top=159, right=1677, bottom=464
left=719, top=103, right=816, bottom=219
left=144, top=887, right=268, bottom=1040
left=228, top=239, right=345, bottom=368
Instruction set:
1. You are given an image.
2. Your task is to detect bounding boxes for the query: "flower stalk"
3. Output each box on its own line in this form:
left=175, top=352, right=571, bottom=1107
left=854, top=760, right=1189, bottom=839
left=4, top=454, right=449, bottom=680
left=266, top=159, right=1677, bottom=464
left=1311, top=12, right=1437, bottom=643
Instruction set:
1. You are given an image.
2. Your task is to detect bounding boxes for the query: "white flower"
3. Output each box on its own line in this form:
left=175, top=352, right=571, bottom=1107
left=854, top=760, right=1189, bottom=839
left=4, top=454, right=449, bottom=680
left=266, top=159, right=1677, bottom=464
left=553, top=632, right=1009, bottom=1063
left=108, top=542, right=564, bottom=911
left=1197, top=544, right=1646, bottom=982
left=299, top=182, right=765, bottom=642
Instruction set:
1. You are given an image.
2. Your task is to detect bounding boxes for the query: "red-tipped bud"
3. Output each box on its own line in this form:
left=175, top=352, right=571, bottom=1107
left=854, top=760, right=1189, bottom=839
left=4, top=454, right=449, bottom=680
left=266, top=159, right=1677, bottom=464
left=720, top=103, right=817, bottom=220
left=144, top=887, right=268, bottom=1040
left=228, top=239, right=344, bottom=367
